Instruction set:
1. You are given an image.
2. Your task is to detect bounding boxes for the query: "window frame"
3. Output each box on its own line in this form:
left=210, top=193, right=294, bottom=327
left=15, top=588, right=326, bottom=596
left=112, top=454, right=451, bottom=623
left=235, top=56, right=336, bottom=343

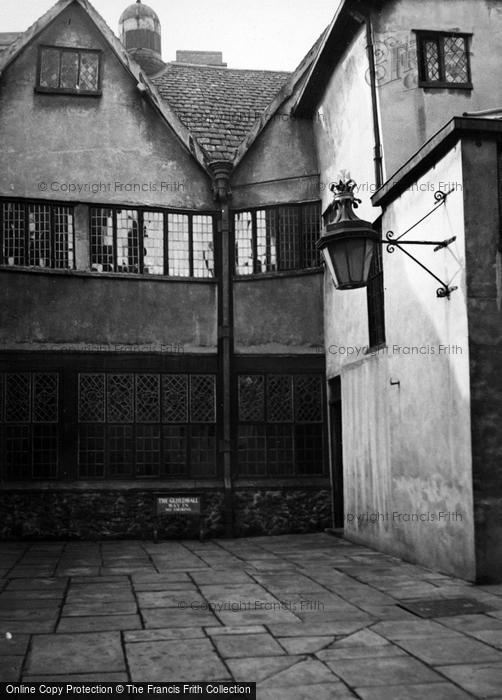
left=77, top=372, right=218, bottom=480
left=89, top=205, right=217, bottom=279
left=36, top=45, right=103, bottom=96
left=0, top=197, right=76, bottom=271
left=415, top=31, right=472, bottom=89
left=235, top=372, right=326, bottom=478
left=233, top=201, right=322, bottom=276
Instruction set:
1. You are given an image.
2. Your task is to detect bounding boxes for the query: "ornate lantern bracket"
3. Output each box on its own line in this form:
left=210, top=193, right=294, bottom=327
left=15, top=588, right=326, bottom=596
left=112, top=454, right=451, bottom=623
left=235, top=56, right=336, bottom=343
left=317, top=177, right=458, bottom=298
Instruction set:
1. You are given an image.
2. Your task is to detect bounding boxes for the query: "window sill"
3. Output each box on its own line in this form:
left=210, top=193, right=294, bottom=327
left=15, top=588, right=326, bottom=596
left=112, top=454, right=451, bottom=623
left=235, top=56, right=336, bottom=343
left=233, top=267, right=323, bottom=282
left=419, top=82, right=473, bottom=90
left=0, top=265, right=218, bottom=284
left=35, top=87, right=102, bottom=97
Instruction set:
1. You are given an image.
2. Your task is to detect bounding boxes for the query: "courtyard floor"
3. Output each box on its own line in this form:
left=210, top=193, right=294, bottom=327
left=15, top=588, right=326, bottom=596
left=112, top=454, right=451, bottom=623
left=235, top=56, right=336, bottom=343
left=2, top=533, right=502, bottom=698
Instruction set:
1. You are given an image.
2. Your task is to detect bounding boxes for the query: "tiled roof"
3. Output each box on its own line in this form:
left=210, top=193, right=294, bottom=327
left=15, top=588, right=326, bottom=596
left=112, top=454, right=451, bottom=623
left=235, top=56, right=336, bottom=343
left=151, top=63, right=291, bottom=162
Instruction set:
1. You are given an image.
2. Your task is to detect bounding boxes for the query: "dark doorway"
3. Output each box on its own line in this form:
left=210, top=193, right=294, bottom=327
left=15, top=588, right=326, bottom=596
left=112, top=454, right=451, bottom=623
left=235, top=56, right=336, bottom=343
left=329, top=376, right=344, bottom=528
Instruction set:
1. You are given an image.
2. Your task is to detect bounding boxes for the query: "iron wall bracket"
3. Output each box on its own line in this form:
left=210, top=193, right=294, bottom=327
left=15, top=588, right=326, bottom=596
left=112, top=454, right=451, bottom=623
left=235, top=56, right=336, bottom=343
left=383, top=231, right=458, bottom=298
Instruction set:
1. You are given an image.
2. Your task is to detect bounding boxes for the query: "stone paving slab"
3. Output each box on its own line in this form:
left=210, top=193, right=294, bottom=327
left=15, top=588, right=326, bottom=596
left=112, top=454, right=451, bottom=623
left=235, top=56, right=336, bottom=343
left=326, top=656, right=445, bottom=687
left=437, top=662, right=502, bottom=697
left=0, top=655, right=23, bottom=681
left=355, top=682, right=474, bottom=699
left=257, top=657, right=340, bottom=687
left=126, top=639, right=230, bottom=682
left=26, top=632, right=125, bottom=675
left=211, top=632, right=285, bottom=658
left=278, top=635, right=335, bottom=654
left=57, top=614, right=142, bottom=633
left=258, top=683, right=357, bottom=699
left=24, top=674, right=129, bottom=683
left=4, top=533, right=502, bottom=696
left=395, top=634, right=502, bottom=665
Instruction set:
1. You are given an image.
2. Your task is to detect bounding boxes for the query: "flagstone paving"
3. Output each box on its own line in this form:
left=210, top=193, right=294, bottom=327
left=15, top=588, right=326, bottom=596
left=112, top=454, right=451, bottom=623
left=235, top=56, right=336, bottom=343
left=2, top=533, right=502, bottom=697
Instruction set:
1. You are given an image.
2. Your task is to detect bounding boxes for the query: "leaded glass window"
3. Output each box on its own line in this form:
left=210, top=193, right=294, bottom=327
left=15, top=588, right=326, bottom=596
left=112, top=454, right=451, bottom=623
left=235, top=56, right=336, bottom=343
left=37, top=46, right=101, bottom=95
left=234, top=203, right=321, bottom=275
left=78, top=373, right=217, bottom=478
left=89, top=208, right=215, bottom=278
left=417, top=32, right=471, bottom=88
left=237, top=374, right=325, bottom=477
left=0, top=372, right=60, bottom=480
left=1, top=200, right=74, bottom=269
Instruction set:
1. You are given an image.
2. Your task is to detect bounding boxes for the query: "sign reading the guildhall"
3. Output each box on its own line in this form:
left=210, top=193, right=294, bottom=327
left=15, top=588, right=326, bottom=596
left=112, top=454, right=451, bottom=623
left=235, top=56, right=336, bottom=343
left=156, top=496, right=201, bottom=516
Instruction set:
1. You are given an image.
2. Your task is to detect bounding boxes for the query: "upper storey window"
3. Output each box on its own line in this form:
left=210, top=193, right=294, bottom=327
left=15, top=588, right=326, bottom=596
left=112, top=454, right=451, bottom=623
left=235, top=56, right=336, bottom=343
left=234, top=202, right=321, bottom=276
left=1, top=200, right=74, bottom=270
left=37, top=46, right=102, bottom=95
left=90, top=207, right=215, bottom=278
left=416, top=32, right=472, bottom=89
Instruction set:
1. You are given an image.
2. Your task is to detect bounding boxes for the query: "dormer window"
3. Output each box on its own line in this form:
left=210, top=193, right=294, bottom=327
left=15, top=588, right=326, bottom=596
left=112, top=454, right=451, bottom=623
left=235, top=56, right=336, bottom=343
left=36, top=46, right=102, bottom=95
left=416, top=32, right=472, bottom=89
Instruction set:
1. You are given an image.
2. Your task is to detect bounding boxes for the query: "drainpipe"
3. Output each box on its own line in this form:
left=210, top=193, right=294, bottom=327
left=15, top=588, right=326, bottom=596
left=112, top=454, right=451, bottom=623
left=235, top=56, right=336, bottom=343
left=366, top=13, right=384, bottom=189
left=210, top=160, right=234, bottom=538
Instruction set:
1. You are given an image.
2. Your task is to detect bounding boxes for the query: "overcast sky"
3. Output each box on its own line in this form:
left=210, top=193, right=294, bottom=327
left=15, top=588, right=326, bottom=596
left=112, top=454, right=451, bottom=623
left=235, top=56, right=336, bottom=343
left=0, top=0, right=339, bottom=71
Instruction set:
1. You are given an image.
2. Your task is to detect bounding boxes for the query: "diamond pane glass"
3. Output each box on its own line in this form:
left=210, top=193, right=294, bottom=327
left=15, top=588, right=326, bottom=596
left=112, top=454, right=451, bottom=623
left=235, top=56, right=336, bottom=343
left=295, top=375, right=323, bottom=423
left=33, top=374, right=58, bottom=423
left=162, top=375, right=188, bottom=423
left=267, top=375, right=293, bottom=423
left=424, top=39, right=440, bottom=82
left=107, top=375, right=134, bottom=423
left=190, top=375, right=216, bottom=423
left=193, top=215, right=214, bottom=278
left=60, top=51, right=79, bottom=90
left=444, top=36, right=469, bottom=84
left=136, top=375, right=160, bottom=423
left=39, top=48, right=60, bottom=88
left=79, top=374, right=105, bottom=423
left=79, top=52, right=100, bottom=91
left=235, top=211, right=253, bottom=275
left=2, top=202, right=25, bottom=266
left=5, top=374, right=31, bottom=423
left=238, top=376, right=265, bottom=422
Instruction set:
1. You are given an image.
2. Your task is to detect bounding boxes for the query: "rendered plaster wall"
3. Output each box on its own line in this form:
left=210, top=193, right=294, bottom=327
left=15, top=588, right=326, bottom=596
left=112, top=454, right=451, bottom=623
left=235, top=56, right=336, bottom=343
left=0, top=3, right=218, bottom=353
left=462, top=137, right=502, bottom=582
left=231, top=90, right=324, bottom=354
left=233, top=272, right=324, bottom=354
left=334, top=144, right=476, bottom=580
left=0, top=270, right=217, bottom=352
left=0, top=3, right=214, bottom=208
left=231, top=93, right=320, bottom=208
left=313, top=23, right=379, bottom=380
left=374, top=0, right=502, bottom=178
